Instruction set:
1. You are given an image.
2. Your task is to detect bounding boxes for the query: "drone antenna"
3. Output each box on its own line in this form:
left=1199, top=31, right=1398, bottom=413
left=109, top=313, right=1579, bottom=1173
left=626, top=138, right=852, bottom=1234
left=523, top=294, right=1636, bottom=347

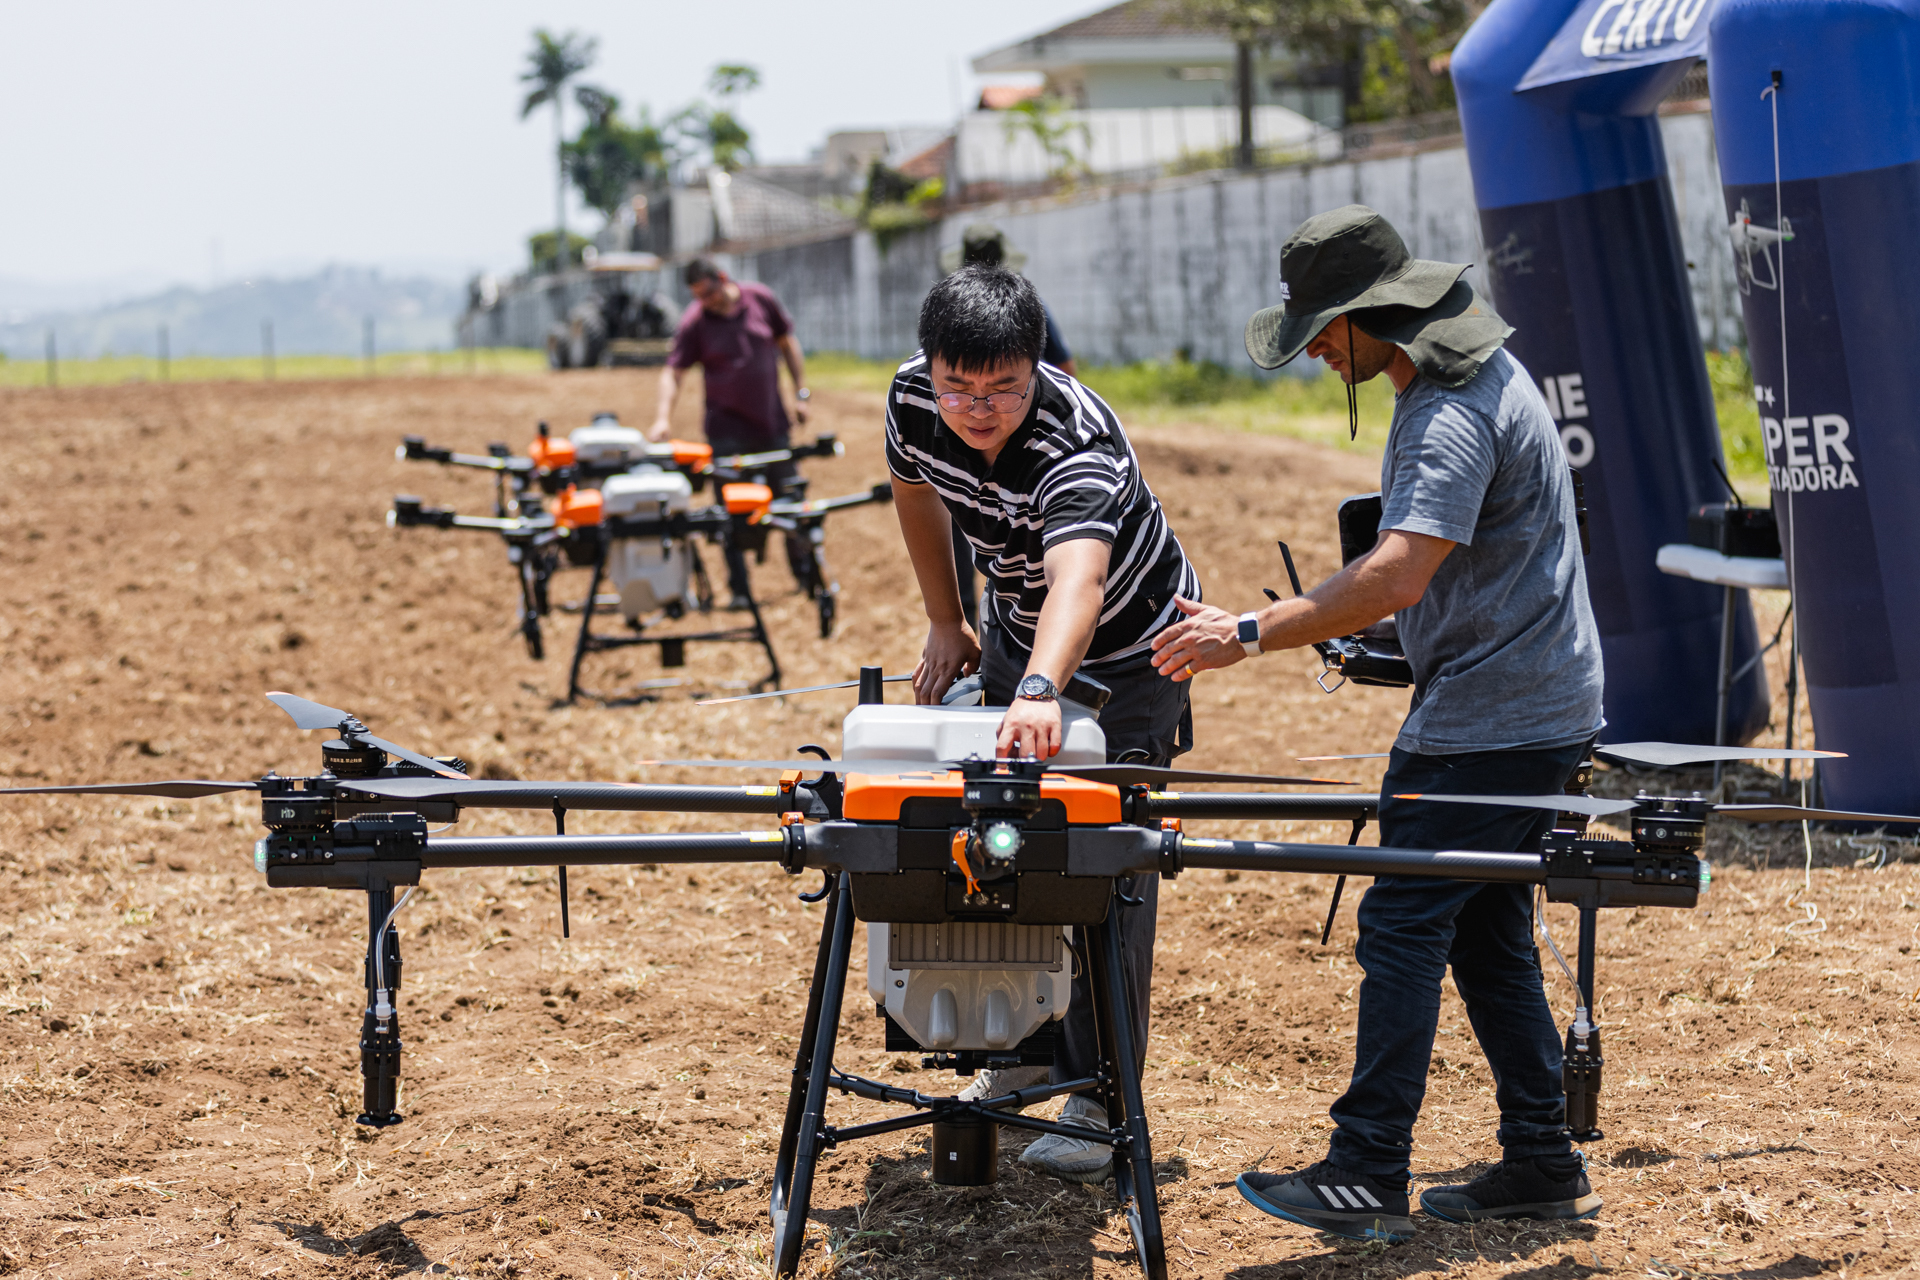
left=1276, top=541, right=1306, bottom=596
left=554, top=805, right=571, bottom=939
left=1708, top=453, right=1743, bottom=507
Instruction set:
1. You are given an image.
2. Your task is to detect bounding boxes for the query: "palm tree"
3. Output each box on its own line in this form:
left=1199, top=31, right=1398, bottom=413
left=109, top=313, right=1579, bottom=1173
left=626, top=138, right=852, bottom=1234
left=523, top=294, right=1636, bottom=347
left=521, top=29, right=598, bottom=273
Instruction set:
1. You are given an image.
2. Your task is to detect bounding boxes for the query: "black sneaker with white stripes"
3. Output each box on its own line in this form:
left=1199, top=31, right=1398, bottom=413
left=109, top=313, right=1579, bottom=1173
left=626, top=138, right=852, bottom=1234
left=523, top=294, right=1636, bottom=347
left=1236, top=1160, right=1415, bottom=1242
left=1419, top=1154, right=1602, bottom=1222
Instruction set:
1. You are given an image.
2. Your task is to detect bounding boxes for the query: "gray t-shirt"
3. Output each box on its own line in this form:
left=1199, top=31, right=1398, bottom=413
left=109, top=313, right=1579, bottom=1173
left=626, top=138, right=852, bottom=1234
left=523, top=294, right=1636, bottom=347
left=1380, top=348, right=1605, bottom=754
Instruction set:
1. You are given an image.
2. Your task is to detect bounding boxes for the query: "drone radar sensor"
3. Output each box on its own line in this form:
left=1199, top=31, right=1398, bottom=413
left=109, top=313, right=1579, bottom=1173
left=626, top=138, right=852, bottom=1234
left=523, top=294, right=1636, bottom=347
left=3, top=676, right=1832, bottom=1276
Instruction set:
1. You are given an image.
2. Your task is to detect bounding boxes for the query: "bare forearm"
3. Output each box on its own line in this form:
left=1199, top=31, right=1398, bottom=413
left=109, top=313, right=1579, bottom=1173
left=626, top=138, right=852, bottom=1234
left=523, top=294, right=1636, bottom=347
left=1250, top=536, right=1445, bottom=651
left=894, top=481, right=966, bottom=625
left=1025, top=579, right=1100, bottom=686
left=654, top=366, right=683, bottom=419
left=778, top=335, right=806, bottom=392
left=1027, top=539, right=1109, bottom=684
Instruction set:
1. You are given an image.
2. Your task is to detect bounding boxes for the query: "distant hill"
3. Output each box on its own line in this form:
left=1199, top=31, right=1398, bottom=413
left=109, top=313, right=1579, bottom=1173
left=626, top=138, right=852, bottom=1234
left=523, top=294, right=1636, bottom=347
left=0, top=266, right=466, bottom=360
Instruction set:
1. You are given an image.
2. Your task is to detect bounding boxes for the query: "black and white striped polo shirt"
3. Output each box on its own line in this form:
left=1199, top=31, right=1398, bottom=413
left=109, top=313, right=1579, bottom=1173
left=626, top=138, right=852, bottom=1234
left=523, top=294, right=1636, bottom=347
left=885, top=355, right=1200, bottom=673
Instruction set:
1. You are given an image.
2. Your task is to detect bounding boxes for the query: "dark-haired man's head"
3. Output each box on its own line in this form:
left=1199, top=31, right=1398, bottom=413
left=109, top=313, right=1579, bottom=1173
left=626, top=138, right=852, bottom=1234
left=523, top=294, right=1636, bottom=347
left=917, top=266, right=1047, bottom=460
left=683, top=258, right=739, bottom=317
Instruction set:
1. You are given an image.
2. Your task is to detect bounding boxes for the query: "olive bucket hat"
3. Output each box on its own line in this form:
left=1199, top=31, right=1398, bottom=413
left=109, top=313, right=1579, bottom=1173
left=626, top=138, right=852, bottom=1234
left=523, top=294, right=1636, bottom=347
left=938, top=223, right=1029, bottom=275
left=1245, top=204, right=1512, bottom=388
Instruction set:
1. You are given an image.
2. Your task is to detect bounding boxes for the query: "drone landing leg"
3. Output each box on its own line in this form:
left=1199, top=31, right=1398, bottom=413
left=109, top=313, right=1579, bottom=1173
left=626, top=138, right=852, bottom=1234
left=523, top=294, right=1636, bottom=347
left=734, top=569, right=782, bottom=692
left=1564, top=906, right=1604, bottom=1143
left=770, top=873, right=852, bottom=1277
left=358, top=885, right=404, bottom=1128
left=1087, top=912, right=1168, bottom=1280
left=516, top=552, right=545, bottom=662
left=1319, top=819, right=1368, bottom=945
left=565, top=546, right=610, bottom=704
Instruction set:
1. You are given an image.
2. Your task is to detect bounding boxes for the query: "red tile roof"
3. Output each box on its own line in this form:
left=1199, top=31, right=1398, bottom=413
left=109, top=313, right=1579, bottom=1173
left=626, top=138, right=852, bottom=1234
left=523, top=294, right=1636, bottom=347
left=1033, top=0, right=1224, bottom=40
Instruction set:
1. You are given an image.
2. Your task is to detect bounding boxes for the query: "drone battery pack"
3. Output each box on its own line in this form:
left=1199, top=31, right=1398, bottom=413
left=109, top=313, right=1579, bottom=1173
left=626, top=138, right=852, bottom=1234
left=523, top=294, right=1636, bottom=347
left=1688, top=503, right=1781, bottom=559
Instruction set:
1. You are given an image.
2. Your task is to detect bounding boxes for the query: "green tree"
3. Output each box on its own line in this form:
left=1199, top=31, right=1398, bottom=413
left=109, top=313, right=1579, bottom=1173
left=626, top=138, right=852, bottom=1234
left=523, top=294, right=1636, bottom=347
left=670, top=63, right=762, bottom=172
left=1172, top=0, right=1473, bottom=122
left=520, top=29, right=598, bottom=271
left=563, top=86, right=672, bottom=216
left=528, top=230, right=593, bottom=270
left=1002, top=95, right=1092, bottom=183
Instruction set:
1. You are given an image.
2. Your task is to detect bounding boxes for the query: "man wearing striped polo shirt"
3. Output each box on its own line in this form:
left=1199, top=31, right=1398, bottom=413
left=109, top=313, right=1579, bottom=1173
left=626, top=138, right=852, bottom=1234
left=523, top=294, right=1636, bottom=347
left=885, top=264, right=1199, bottom=1185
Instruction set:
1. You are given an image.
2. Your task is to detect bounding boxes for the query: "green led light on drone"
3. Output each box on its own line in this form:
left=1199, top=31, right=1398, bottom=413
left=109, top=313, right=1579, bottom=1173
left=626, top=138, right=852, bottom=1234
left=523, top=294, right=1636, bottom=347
left=983, top=822, right=1022, bottom=858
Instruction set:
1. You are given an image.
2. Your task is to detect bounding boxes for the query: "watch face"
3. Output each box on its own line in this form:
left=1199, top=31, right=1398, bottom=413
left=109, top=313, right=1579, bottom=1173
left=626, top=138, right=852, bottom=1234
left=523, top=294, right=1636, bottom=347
left=1018, top=674, right=1056, bottom=699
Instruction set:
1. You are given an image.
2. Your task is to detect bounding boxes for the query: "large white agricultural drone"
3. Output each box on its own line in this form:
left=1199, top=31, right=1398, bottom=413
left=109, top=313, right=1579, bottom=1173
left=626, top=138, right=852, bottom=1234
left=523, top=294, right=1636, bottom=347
left=2, top=680, right=1853, bottom=1277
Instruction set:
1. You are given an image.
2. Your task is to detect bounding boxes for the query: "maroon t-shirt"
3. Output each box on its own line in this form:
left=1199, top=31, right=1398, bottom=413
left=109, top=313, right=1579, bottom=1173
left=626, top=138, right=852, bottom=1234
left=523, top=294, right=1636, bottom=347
left=667, top=279, right=794, bottom=448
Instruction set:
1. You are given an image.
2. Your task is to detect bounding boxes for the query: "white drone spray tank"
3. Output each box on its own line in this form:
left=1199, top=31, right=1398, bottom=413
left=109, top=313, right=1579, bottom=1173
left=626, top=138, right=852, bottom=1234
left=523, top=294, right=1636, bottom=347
left=849, top=696, right=1107, bottom=1057
left=600, top=467, right=696, bottom=619
left=568, top=414, right=698, bottom=620
left=568, top=414, right=648, bottom=470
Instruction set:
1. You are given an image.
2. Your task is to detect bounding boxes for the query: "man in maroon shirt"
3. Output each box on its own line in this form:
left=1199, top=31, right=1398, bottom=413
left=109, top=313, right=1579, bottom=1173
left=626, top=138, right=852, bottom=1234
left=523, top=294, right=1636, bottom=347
left=650, top=259, right=809, bottom=449
left=650, top=259, right=813, bottom=605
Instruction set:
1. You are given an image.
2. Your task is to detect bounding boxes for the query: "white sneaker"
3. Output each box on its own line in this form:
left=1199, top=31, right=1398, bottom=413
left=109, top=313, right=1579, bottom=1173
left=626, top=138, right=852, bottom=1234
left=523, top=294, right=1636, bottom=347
left=1018, top=1093, right=1114, bottom=1185
left=957, top=1064, right=1050, bottom=1107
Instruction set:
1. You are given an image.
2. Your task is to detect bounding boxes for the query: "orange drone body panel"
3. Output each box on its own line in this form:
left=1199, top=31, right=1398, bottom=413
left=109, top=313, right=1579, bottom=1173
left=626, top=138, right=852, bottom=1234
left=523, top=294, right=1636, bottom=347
left=529, top=436, right=577, bottom=470
left=722, top=482, right=774, bottom=519
left=672, top=441, right=714, bottom=470
left=554, top=486, right=604, bottom=528
left=842, top=772, right=1121, bottom=824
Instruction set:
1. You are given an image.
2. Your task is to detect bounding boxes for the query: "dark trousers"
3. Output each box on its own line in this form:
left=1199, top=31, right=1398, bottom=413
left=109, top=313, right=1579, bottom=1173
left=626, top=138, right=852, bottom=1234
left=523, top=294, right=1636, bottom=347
left=1325, top=739, right=1590, bottom=1176
left=707, top=434, right=815, bottom=598
left=979, top=624, right=1192, bottom=1085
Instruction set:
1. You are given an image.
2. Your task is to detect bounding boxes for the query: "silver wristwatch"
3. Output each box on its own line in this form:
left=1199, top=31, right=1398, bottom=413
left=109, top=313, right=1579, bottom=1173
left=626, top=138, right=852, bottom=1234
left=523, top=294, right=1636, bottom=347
left=1237, top=612, right=1263, bottom=658
left=1015, top=673, right=1059, bottom=702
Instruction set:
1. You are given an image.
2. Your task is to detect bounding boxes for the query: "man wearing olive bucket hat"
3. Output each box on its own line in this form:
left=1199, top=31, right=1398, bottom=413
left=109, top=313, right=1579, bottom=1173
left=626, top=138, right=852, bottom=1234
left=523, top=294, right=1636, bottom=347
left=1152, top=206, right=1605, bottom=1241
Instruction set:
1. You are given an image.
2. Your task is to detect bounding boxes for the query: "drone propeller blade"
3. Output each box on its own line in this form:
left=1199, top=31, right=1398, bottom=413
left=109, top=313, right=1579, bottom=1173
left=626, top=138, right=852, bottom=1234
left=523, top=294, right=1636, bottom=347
left=336, top=777, right=755, bottom=809
left=265, top=693, right=465, bottom=779
left=1296, top=752, right=1391, bottom=761
left=642, top=757, right=1343, bottom=786
left=358, top=735, right=469, bottom=780
left=266, top=691, right=353, bottom=731
left=695, top=675, right=912, bottom=706
left=1394, top=792, right=1639, bottom=818
left=0, top=780, right=260, bottom=799
left=1594, top=742, right=1845, bottom=769
left=1715, top=803, right=1920, bottom=825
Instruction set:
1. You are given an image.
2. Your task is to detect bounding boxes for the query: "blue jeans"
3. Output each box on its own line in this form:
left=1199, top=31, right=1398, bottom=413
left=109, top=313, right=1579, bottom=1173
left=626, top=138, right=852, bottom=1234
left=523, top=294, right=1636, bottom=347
left=1325, top=739, right=1590, bottom=1176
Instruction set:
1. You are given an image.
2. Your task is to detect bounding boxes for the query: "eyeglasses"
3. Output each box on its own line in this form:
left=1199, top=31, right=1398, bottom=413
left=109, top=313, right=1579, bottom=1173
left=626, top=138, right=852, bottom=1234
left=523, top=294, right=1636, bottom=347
left=935, top=380, right=1032, bottom=415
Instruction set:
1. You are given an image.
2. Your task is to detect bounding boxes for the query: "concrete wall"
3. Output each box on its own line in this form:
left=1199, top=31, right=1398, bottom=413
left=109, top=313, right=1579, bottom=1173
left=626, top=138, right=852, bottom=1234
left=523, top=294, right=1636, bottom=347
left=728, top=106, right=1740, bottom=370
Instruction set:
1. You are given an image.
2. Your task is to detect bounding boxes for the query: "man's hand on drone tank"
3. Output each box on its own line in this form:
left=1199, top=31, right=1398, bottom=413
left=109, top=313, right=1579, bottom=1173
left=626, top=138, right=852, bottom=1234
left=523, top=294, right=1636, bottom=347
left=1150, top=596, right=1248, bottom=681
left=912, top=620, right=981, bottom=704
left=997, top=695, right=1063, bottom=760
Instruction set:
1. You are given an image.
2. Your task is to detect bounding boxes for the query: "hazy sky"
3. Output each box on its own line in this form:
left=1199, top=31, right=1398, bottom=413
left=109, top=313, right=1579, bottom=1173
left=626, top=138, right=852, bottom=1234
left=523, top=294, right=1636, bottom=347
left=0, top=0, right=1096, bottom=295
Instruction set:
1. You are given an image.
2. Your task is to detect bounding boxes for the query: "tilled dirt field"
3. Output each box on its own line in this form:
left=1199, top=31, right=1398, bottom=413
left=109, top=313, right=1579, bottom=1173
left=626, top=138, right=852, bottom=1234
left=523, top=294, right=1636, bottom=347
left=1, top=371, right=1915, bottom=1280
